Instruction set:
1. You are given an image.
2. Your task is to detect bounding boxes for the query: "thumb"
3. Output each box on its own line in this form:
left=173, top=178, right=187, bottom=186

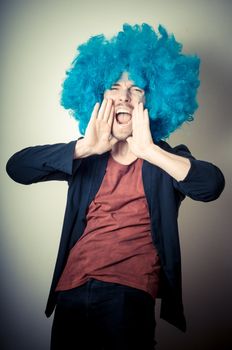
left=126, top=136, right=132, bottom=145
left=109, top=136, right=118, bottom=147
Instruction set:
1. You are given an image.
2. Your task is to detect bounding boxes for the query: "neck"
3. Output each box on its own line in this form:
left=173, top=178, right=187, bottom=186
left=110, top=141, right=137, bottom=165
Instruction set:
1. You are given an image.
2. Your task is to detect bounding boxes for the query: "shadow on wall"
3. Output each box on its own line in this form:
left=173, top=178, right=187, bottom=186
left=198, top=45, right=232, bottom=143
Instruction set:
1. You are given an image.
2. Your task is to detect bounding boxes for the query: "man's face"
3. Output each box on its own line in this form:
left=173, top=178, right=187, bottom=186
left=104, top=72, right=145, bottom=141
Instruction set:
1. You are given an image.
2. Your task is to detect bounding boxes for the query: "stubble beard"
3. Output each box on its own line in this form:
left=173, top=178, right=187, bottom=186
left=111, top=120, right=132, bottom=141
left=111, top=128, right=132, bottom=141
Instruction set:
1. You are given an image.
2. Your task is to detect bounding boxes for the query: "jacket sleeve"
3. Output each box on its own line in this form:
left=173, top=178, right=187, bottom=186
left=172, top=144, right=225, bottom=202
left=6, top=140, right=82, bottom=185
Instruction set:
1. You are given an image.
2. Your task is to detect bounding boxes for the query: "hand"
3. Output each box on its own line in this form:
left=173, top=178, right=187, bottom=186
left=126, top=102, right=154, bottom=159
left=81, top=98, right=118, bottom=155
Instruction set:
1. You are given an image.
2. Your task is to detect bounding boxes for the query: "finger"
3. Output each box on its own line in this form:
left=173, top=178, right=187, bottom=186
left=132, top=102, right=139, bottom=121
left=97, top=98, right=108, bottom=119
left=126, top=136, right=133, bottom=148
left=143, top=108, right=149, bottom=121
left=103, top=98, right=113, bottom=122
left=88, top=102, right=100, bottom=125
left=138, top=102, right=144, bottom=119
left=91, top=102, right=100, bottom=118
left=107, top=104, right=115, bottom=127
left=143, top=108, right=148, bottom=119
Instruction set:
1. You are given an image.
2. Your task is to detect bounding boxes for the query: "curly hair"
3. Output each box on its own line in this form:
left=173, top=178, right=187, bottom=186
left=61, top=23, right=200, bottom=141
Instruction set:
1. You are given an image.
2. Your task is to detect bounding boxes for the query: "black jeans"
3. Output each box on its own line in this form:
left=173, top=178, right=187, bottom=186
left=51, top=278, right=157, bottom=350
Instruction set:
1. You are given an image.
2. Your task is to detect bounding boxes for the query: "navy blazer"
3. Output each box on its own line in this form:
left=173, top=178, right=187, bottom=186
left=6, top=139, right=225, bottom=331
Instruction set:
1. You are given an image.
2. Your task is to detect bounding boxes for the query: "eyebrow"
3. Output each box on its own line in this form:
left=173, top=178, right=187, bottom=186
left=112, top=83, right=142, bottom=89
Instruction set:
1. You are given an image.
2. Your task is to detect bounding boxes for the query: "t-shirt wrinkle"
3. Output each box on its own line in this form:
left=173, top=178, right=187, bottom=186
left=56, top=155, right=160, bottom=299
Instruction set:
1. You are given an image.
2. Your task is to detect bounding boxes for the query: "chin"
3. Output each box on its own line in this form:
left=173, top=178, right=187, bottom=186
left=112, top=122, right=132, bottom=141
left=112, top=130, right=132, bottom=141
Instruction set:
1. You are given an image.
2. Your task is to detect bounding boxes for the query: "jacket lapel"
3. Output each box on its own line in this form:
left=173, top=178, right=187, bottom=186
left=142, top=160, right=162, bottom=247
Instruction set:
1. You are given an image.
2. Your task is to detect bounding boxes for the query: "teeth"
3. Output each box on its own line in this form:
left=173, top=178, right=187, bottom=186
left=116, top=109, right=131, bottom=114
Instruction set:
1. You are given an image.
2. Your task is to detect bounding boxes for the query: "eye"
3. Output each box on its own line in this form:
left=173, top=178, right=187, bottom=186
left=131, top=87, right=143, bottom=93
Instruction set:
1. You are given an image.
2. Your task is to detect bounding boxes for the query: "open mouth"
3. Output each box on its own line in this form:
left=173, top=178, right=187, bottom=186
left=115, top=110, right=132, bottom=125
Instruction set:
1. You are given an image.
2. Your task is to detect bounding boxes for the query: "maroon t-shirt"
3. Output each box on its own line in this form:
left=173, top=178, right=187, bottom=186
left=56, top=155, right=161, bottom=299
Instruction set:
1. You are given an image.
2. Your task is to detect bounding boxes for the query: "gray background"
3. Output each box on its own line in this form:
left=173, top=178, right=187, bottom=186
left=1, top=0, right=231, bottom=349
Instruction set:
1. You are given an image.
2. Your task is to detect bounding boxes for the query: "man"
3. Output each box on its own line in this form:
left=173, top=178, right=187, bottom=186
left=6, top=24, right=225, bottom=349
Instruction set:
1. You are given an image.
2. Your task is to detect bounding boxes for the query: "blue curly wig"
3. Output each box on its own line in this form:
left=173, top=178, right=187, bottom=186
left=61, top=23, right=200, bottom=141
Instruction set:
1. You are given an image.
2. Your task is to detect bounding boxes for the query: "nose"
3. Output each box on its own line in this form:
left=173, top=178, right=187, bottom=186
left=118, top=90, right=131, bottom=102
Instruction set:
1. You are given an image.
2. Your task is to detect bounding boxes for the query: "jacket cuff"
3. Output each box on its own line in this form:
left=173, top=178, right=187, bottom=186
left=175, top=158, right=225, bottom=201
